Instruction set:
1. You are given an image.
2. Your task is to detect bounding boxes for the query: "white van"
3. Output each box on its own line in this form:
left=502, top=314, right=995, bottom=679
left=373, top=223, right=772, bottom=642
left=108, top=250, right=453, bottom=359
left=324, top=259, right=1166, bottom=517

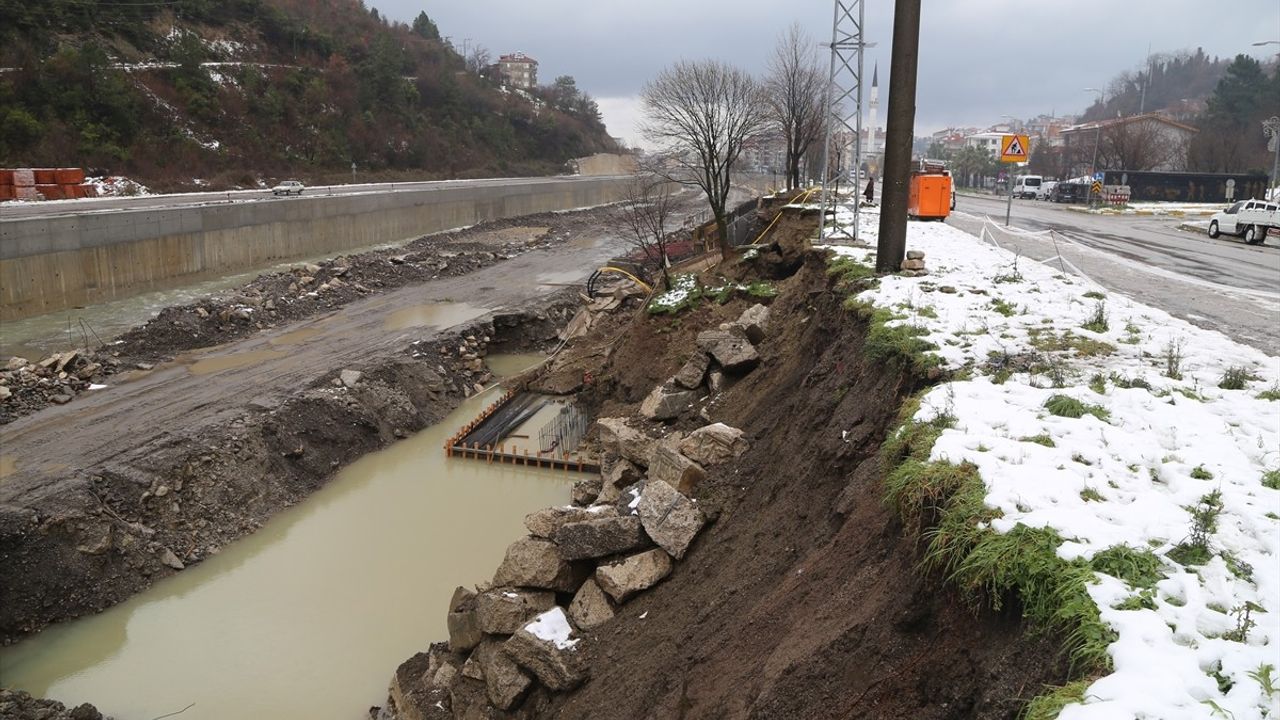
left=1013, top=175, right=1043, bottom=199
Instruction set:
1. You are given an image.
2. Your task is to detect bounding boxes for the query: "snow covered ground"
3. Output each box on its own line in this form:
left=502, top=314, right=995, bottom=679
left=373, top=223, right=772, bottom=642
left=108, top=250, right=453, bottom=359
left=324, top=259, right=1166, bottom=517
left=823, top=201, right=1280, bottom=719
left=1084, top=202, right=1225, bottom=217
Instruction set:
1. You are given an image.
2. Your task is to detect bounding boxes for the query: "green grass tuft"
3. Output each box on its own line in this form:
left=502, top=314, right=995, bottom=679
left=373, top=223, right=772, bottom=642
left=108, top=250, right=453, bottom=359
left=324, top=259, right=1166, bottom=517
left=1020, top=434, right=1056, bottom=448
left=1263, top=470, right=1280, bottom=491
left=1090, top=545, right=1165, bottom=588
left=1044, top=394, right=1111, bottom=422
left=1256, top=384, right=1280, bottom=401
left=1190, top=465, right=1214, bottom=480
left=863, top=307, right=940, bottom=373
left=1021, top=679, right=1092, bottom=720
left=1218, top=365, right=1257, bottom=390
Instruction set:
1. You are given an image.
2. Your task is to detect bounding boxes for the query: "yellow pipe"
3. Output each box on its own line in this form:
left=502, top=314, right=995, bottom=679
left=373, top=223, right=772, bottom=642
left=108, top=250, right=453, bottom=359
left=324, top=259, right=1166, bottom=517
left=596, top=267, right=653, bottom=295
left=753, top=187, right=817, bottom=246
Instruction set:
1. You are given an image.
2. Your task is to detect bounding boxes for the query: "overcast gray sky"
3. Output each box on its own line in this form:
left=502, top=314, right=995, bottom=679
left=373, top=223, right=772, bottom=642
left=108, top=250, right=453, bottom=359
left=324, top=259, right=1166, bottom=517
left=370, top=0, right=1279, bottom=147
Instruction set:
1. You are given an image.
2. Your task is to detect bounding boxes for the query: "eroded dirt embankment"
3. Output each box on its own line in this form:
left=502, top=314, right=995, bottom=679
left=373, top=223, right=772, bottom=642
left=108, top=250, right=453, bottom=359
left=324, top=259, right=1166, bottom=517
left=384, top=229, right=1070, bottom=718
left=557, top=258, right=1066, bottom=718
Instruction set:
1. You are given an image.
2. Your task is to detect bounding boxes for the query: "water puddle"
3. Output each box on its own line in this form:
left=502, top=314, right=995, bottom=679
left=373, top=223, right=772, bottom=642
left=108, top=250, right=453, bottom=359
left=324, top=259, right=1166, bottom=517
left=269, top=327, right=322, bottom=346
left=0, top=382, right=573, bottom=719
left=485, top=353, right=547, bottom=378
left=185, top=348, right=287, bottom=376
left=382, top=302, right=488, bottom=331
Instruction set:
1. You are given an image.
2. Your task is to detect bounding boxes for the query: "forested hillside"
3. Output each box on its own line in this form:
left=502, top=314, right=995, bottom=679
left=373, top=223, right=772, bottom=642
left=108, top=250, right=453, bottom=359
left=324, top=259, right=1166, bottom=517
left=0, top=0, right=619, bottom=190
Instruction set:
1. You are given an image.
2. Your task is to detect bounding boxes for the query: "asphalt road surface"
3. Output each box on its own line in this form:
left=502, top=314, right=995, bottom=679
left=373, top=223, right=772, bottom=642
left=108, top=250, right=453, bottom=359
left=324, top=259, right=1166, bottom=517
left=948, top=193, right=1280, bottom=354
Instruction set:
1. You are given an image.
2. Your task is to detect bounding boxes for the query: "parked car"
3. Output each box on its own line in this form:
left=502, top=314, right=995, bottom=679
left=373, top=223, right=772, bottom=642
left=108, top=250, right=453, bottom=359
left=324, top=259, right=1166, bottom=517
left=272, top=180, right=305, bottom=196
left=1039, top=180, right=1058, bottom=200
left=1048, top=182, right=1086, bottom=203
left=1208, top=199, right=1278, bottom=244
left=1012, top=175, right=1043, bottom=199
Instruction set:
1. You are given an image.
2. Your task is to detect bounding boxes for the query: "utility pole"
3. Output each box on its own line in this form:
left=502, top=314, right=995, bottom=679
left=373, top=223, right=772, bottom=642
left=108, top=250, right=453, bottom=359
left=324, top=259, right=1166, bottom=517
left=875, top=0, right=921, bottom=273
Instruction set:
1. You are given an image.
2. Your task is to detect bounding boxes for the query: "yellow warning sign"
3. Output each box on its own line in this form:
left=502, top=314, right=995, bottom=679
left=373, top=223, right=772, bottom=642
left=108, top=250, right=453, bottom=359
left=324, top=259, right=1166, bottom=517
left=1000, top=134, right=1030, bottom=163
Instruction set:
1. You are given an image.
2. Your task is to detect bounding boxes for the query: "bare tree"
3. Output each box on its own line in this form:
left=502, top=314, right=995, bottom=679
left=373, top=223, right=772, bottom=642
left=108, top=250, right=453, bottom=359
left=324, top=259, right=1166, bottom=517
left=466, top=45, right=491, bottom=76
left=641, top=59, right=769, bottom=261
left=766, top=24, right=826, bottom=191
left=1096, top=118, right=1188, bottom=171
left=615, top=171, right=678, bottom=290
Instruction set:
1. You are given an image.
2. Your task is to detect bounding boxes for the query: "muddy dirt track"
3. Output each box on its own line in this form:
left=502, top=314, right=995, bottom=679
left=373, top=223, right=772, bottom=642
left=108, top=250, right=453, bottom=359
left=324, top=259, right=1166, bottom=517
left=0, top=232, right=618, bottom=506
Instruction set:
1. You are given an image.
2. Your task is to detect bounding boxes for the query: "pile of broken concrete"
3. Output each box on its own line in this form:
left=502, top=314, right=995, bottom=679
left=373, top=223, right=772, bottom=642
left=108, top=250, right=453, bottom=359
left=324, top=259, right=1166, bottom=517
left=381, top=419, right=750, bottom=719
left=0, top=350, right=114, bottom=421
left=638, top=302, right=769, bottom=423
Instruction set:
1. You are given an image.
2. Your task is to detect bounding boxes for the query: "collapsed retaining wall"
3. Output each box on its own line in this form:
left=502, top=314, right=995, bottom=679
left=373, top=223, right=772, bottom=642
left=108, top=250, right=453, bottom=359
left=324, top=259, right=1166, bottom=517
left=0, top=175, right=631, bottom=321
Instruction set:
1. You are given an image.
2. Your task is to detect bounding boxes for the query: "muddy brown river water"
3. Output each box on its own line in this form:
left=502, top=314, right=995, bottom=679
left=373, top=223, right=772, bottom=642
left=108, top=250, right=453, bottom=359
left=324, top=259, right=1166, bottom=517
left=0, top=356, right=571, bottom=719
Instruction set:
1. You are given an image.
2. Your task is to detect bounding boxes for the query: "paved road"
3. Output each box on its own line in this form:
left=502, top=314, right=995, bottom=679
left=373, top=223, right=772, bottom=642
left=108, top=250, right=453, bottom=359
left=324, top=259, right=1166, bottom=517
left=948, top=193, right=1280, bottom=354
left=0, top=175, right=630, bottom=221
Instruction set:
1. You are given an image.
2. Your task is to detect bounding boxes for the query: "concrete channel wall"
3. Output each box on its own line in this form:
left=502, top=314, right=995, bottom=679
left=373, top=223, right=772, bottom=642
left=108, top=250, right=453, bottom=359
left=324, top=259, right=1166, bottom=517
left=0, top=176, right=632, bottom=321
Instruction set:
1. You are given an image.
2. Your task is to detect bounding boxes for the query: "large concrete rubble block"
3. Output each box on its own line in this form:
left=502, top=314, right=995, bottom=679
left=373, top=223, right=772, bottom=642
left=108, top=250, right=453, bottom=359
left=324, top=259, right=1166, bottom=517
left=602, top=458, right=643, bottom=489
left=447, top=609, right=484, bottom=652
left=646, top=444, right=706, bottom=495
left=734, top=303, right=771, bottom=344
left=481, top=644, right=532, bottom=710
left=567, top=578, right=616, bottom=630
left=639, top=383, right=701, bottom=421
left=678, top=423, right=749, bottom=466
left=524, top=505, right=616, bottom=539
left=553, top=515, right=649, bottom=560
left=474, top=588, right=556, bottom=635
left=672, top=352, right=711, bottom=390
left=595, top=418, right=655, bottom=467
left=636, top=480, right=706, bottom=560
left=504, top=608, right=587, bottom=691
left=695, top=330, right=759, bottom=373
left=595, top=548, right=673, bottom=603
left=491, top=537, right=580, bottom=592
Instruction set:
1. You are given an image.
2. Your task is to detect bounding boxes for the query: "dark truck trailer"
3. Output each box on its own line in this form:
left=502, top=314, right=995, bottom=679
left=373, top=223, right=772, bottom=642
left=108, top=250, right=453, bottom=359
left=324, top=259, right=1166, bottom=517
left=1101, top=171, right=1269, bottom=204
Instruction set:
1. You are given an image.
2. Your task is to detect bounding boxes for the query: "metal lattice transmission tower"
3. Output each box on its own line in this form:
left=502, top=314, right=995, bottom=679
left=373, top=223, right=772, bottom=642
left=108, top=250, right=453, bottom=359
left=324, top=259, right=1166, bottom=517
left=819, top=0, right=871, bottom=242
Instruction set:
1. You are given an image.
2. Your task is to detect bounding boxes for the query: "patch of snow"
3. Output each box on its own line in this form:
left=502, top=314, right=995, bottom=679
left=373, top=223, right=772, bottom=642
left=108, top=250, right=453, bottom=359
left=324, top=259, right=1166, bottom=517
left=822, top=202, right=1280, bottom=719
left=88, top=384, right=108, bottom=390
left=523, top=607, right=579, bottom=650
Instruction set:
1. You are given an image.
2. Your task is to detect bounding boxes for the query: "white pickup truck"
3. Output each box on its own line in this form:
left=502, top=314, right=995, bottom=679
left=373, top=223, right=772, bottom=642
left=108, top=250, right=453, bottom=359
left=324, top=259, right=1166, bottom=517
left=1208, top=198, right=1278, bottom=245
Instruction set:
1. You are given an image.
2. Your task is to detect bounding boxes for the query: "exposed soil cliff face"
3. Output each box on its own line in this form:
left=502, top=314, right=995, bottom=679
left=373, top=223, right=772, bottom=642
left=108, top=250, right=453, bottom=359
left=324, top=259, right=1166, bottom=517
left=545, top=255, right=1068, bottom=719
left=382, top=235, right=1069, bottom=719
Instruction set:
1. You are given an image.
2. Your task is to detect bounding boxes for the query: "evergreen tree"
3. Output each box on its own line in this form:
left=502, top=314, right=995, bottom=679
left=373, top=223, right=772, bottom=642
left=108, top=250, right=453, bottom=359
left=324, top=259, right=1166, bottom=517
left=412, top=11, right=440, bottom=40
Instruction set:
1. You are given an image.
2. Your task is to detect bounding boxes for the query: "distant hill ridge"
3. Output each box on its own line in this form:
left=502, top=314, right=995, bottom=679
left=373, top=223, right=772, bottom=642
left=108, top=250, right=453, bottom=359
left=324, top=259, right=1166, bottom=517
left=0, top=0, right=619, bottom=191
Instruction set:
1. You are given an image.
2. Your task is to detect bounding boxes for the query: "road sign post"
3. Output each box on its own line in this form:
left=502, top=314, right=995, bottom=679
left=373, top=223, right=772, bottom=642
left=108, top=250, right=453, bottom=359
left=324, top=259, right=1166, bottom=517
left=1000, top=134, right=1029, bottom=226
left=1226, top=178, right=1236, bottom=201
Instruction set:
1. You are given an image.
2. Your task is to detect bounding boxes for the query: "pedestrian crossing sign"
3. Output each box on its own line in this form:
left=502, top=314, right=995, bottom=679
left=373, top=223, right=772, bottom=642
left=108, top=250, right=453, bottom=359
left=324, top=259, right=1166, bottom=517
left=1000, top=134, right=1029, bottom=162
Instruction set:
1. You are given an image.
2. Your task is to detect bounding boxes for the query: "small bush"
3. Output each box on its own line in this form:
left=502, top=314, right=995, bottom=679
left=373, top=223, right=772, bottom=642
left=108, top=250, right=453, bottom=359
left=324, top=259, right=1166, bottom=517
left=1168, top=490, right=1223, bottom=567
left=1163, top=339, right=1184, bottom=380
left=1190, top=465, right=1214, bottom=480
left=990, top=298, right=1017, bottom=317
left=1258, top=384, right=1280, bottom=401
left=1219, top=365, right=1257, bottom=390
left=1081, top=300, right=1109, bottom=333
left=1263, top=470, right=1280, bottom=491
left=1079, top=487, right=1104, bottom=502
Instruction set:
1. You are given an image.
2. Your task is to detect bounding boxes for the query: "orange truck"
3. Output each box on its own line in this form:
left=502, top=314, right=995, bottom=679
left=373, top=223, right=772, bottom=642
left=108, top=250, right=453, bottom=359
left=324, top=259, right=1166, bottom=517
left=908, top=159, right=953, bottom=220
